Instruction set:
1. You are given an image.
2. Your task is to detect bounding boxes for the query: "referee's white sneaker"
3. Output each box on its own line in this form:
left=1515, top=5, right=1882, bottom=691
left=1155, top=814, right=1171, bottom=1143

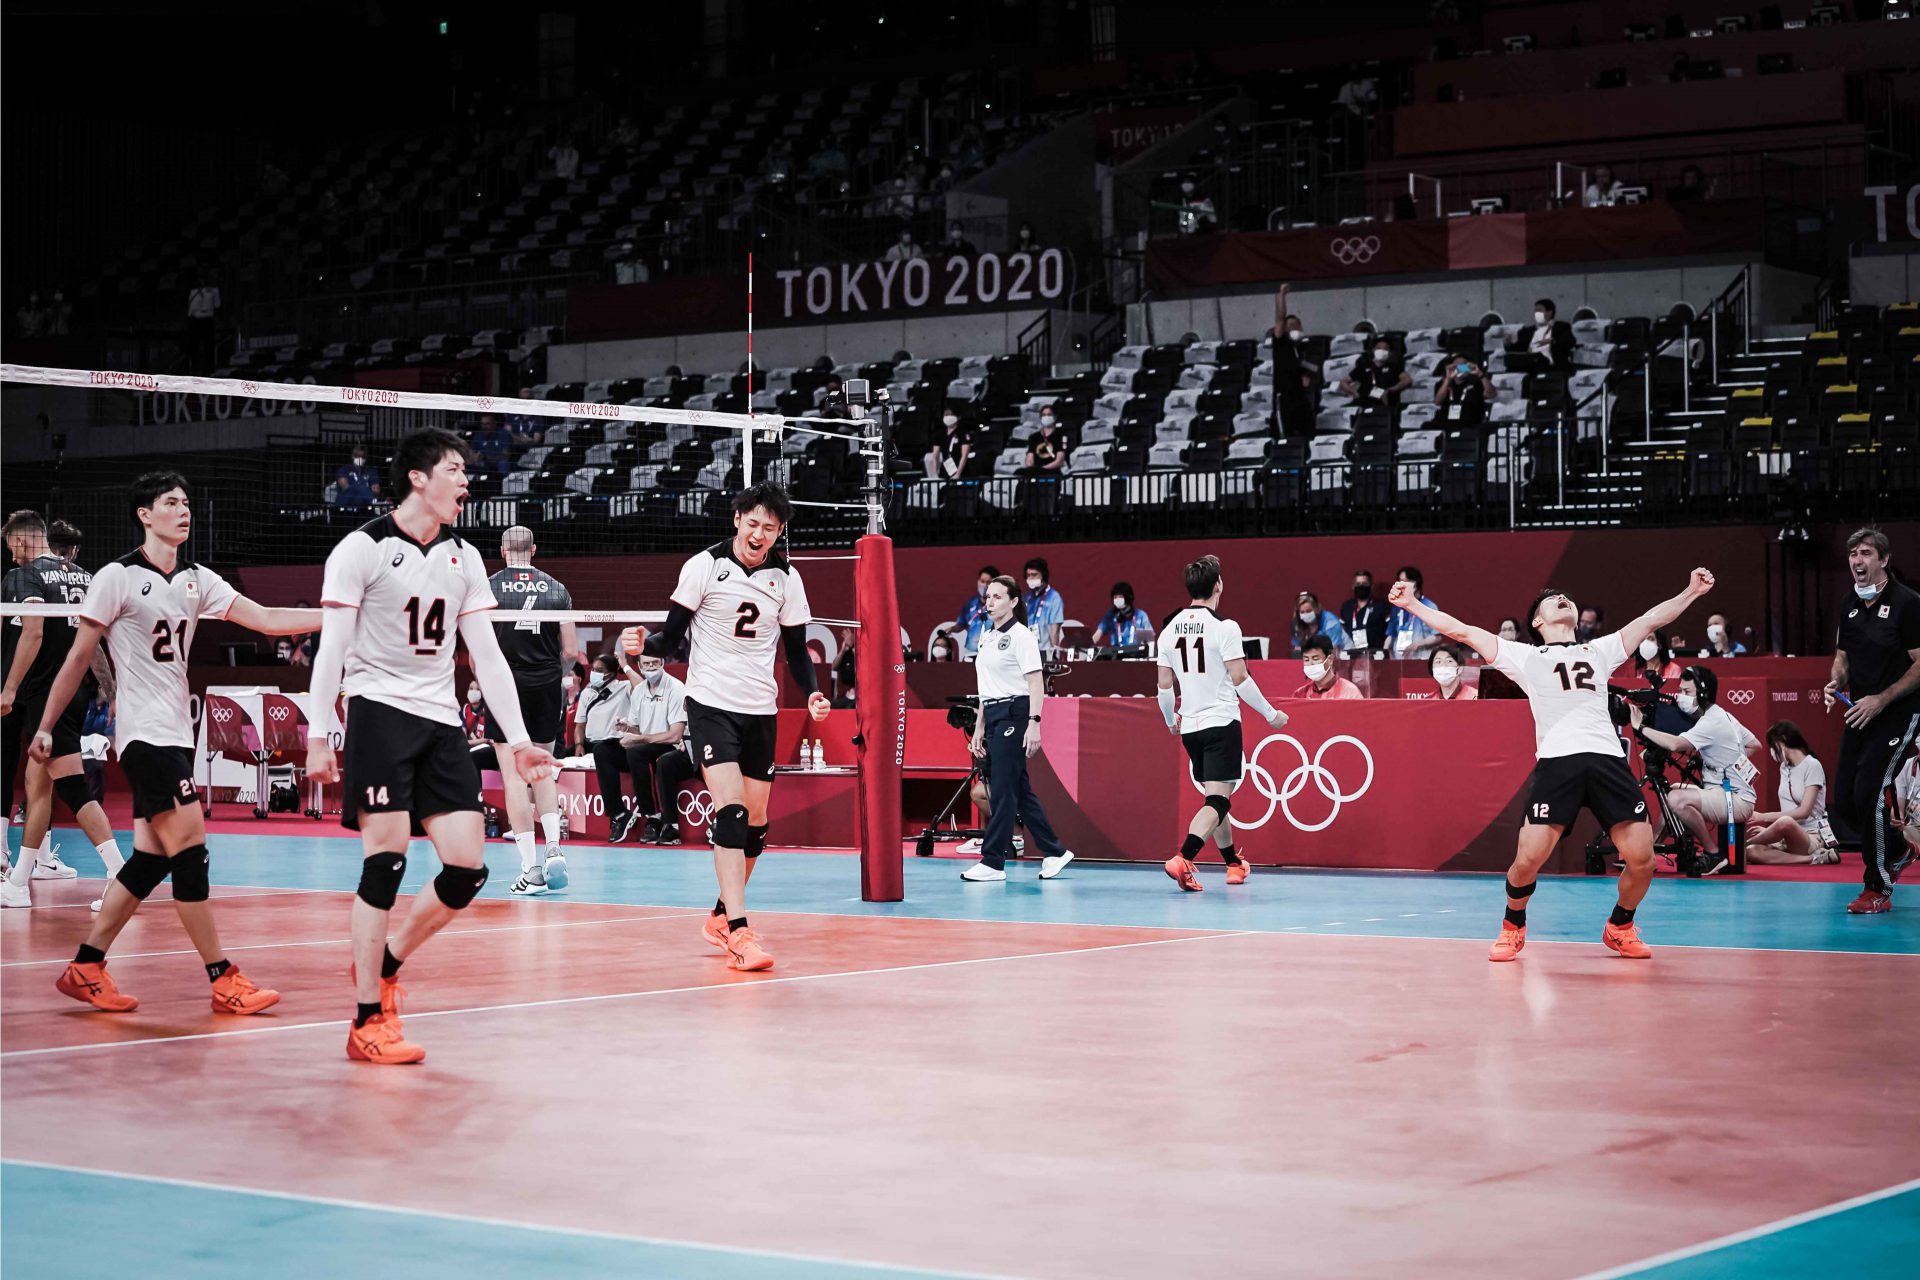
left=960, top=861, right=1007, bottom=882
left=33, top=847, right=78, bottom=879
left=956, top=836, right=1023, bottom=858
left=542, top=851, right=569, bottom=891
left=0, top=882, right=30, bottom=909
left=509, top=869, right=550, bottom=896
left=1038, top=850, right=1075, bottom=880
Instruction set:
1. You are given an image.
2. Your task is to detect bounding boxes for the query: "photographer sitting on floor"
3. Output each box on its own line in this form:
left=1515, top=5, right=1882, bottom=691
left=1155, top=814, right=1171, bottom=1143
left=1628, top=665, right=1761, bottom=876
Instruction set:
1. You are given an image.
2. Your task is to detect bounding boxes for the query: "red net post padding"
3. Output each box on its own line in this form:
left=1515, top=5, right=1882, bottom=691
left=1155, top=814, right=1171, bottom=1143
left=855, top=534, right=904, bottom=902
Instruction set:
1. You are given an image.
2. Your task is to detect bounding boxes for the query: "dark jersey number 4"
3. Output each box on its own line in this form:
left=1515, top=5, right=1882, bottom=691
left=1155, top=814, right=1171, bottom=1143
left=1553, top=661, right=1596, bottom=692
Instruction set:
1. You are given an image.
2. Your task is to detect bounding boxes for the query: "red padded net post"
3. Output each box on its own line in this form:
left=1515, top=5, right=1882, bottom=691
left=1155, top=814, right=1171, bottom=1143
left=855, top=533, right=904, bottom=901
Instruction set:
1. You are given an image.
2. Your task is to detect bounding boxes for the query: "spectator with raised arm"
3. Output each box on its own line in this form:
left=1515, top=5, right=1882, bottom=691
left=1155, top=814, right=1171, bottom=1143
left=1385, top=566, right=1442, bottom=658
left=1436, top=355, right=1495, bottom=431
left=1270, top=284, right=1316, bottom=439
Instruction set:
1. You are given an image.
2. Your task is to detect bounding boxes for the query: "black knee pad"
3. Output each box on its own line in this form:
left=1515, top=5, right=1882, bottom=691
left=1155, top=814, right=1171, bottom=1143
left=116, top=850, right=171, bottom=900
left=432, top=863, right=488, bottom=910
left=357, top=853, right=409, bottom=911
left=169, top=845, right=211, bottom=903
left=54, top=774, right=93, bottom=816
left=1205, top=794, right=1232, bottom=820
left=1505, top=878, right=1537, bottom=899
left=744, top=823, right=769, bottom=859
left=712, top=804, right=750, bottom=850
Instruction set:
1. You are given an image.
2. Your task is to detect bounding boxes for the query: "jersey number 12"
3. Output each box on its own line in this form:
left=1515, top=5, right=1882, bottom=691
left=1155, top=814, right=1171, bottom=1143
left=1553, top=661, right=1596, bottom=692
left=405, top=597, right=447, bottom=655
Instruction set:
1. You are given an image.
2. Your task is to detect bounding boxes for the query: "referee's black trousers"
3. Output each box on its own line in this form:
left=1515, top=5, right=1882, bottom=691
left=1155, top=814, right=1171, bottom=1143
left=1833, top=707, right=1920, bottom=894
left=979, top=697, right=1064, bottom=870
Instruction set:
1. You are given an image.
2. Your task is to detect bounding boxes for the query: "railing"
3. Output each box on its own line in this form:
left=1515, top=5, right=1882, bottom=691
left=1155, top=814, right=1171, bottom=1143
left=1016, top=311, right=1052, bottom=376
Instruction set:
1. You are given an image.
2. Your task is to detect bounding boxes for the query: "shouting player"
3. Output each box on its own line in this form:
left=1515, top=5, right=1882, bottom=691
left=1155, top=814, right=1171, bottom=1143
left=1157, top=555, right=1287, bottom=892
left=1388, top=568, right=1716, bottom=961
left=31, top=473, right=317, bottom=1013
left=488, top=525, right=579, bottom=896
left=2, top=512, right=120, bottom=909
left=306, top=429, right=556, bottom=1064
left=620, top=482, right=830, bottom=972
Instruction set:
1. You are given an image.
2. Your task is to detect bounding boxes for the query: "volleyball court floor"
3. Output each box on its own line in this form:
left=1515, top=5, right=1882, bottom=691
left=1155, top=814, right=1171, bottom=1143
left=3, top=830, right=1916, bottom=1280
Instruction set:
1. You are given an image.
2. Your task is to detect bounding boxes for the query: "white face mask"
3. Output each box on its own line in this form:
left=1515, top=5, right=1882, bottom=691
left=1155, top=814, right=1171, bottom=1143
left=590, top=672, right=609, bottom=688
left=1374, top=349, right=1391, bottom=363
left=1533, top=310, right=1547, bottom=325
left=467, top=689, right=482, bottom=704
left=943, top=414, right=958, bottom=427
left=1855, top=581, right=1880, bottom=600
left=1113, top=598, right=1127, bottom=612
left=1302, top=661, right=1327, bottom=683
left=1433, top=663, right=1459, bottom=685
left=1181, top=183, right=1194, bottom=194
left=1639, top=638, right=1659, bottom=660
left=644, top=668, right=663, bottom=685
left=1026, top=579, right=1042, bottom=593
left=1288, top=330, right=1305, bottom=343
left=561, top=679, right=575, bottom=694
left=1040, top=414, right=1054, bottom=426
left=1706, top=624, right=1726, bottom=644
left=932, top=647, right=950, bottom=661
left=1676, top=693, right=1698, bottom=715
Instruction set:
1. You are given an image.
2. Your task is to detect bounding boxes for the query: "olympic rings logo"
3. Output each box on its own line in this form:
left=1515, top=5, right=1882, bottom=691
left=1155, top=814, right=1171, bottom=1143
left=1189, top=734, right=1375, bottom=832
left=1330, top=236, right=1382, bottom=266
left=1725, top=689, right=1755, bottom=706
left=679, top=789, right=716, bottom=825
left=268, top=706, right=290, bottom=721
left=211, top=707, right=234, bottom=724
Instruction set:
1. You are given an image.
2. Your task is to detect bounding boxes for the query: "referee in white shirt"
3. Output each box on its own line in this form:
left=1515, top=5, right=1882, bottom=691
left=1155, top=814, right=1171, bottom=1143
left=964, top=575, right=1073, bottom=882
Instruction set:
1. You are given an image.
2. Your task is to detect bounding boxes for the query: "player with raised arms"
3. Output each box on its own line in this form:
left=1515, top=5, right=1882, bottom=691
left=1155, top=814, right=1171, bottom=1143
left=1388, top=568, right=1716, bottom=961
left=620, top=481, right=830, bottom=972
left=30, top=473, right=318, bottom=1013
left=1156, top=554, right=1288, bottom=892
left=306, top=429, right=556, bottom=1064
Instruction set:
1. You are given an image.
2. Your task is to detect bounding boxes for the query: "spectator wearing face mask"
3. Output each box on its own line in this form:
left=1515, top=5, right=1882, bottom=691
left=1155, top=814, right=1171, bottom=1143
left=1296, top=634, right=1363, bottom=700
left=1507, top=299, right=1575, bottom=375
left=1436, top=355, right=1494, bottom=430
left=1700, top=613, right=1746, bottom=657
left=885, top=228, right=924, bottom=262
left=1025, top=412, right=1067, bottom=476
left=1339, top=570, right=1384, bottom=655
left=1340, top=337, right=1411, bottom=410
left=1629, top=664, right=1762, bottom=876
left=1385, top=566, right=1441, bottom=658
left=947, top=564, right=999, bottom=658
left=927, top=409, right=973, bottom=479
left=1744, top=721, right=1839, bottom=866
left=1576, top=605, right=1605, bottom=644
left=1583, top=162, right=1625, bottom=209
left=928, top=635, right=959, bottom=662
left=1092, top=582, right=1153, bottom=648
left=1270, top=284, right=1316, bottom=439
left=333, top=448, right=382, bottom=505
left=1496, top=618, right=1522, bottom=644
left=1290, top=591, right=1351, bottom=656
left=1022, top=558, right=1065, bottom=655
left=1633, top=634, right=1684, bottom=684
left=940, top=222, right=977, bottom=259
left=607, top=650, right=696, bottom=845
left=462, top=684, right=492, bottom=744
left=1428, top=646, right=1477, bottom=700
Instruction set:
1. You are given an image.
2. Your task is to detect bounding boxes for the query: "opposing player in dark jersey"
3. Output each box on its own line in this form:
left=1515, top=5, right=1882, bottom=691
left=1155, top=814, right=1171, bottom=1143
left=1, top=512, right=121, bottom=909
left=1389, top=568, right=1715, bottom=962
left=620, top=482, right=830, bottom=972
left=487, top=526, right=579, bottom=896
left=306, top=429, right=556, bottom=1064
left=31, top=472, right=318, bottom=1014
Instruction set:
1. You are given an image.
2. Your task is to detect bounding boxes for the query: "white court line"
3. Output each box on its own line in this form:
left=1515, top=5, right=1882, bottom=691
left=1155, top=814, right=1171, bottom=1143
left=0, top=1158, right=1024, bottom=1280
left=0, top=889, right=318, bottom=912
left=0, top=910, right=708, bottom=968
left=0, top=930, right=1252, bottom=1060
left=1566, top=1174, right=1920, bottom=1280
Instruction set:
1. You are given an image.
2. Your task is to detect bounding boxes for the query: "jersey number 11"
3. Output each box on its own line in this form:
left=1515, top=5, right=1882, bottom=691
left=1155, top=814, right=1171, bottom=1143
left=1172, top=636, right=1206, bottom=673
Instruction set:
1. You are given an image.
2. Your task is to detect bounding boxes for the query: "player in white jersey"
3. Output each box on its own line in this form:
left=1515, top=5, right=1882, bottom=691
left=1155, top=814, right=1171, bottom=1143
left=620, top=482, right=830, bottom=972
left=306, top=429, right=555, bottom=1065
left=1388, top=568, right=1716, bottom=962
left=29, top=472, right=317, bottom=1015
left=1155, top=555, right=1288, bottom=892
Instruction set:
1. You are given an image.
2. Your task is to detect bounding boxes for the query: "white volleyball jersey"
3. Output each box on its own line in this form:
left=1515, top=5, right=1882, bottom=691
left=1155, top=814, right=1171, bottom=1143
left=321, top=515, right=495, bottom=726
left=1157, top=606, right=1247, bottom=732
left=80, top=550, right=238, bottom=752
left=670, top=542, right=811, bottom=716
left=1491, top=632, right=1630, bottom=759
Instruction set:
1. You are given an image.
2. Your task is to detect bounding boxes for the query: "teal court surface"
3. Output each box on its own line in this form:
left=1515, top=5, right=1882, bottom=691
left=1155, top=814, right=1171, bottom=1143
left=4, top=830, right=1917, bottom=1279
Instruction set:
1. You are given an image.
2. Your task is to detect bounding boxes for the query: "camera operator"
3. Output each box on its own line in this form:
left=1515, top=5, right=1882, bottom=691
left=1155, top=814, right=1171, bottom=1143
left=1436, top=355, right=1494, bottom=430
left=1628, top=665, right=1760, bottom=876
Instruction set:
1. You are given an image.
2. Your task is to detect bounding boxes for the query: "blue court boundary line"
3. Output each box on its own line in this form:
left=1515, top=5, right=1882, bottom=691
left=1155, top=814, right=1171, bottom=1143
left=0, top=1159, right=1020, bottom=1280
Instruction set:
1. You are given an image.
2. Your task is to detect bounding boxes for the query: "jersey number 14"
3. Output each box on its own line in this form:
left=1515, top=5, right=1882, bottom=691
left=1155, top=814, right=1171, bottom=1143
left=405, top=597, right=447, bottom=655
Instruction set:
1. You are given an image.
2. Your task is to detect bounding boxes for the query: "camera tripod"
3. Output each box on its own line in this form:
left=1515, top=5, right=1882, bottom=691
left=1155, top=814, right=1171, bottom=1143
left=914, top=763, right=985, bottom=858
left=1584, top=748, right=1718, bottom=877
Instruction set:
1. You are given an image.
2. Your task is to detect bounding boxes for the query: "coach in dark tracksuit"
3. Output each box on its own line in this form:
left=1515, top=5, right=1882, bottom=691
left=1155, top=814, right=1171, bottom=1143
left=1827, top=528, right=1920, bottom=914
left=961, top=575, right=1073, bottom=883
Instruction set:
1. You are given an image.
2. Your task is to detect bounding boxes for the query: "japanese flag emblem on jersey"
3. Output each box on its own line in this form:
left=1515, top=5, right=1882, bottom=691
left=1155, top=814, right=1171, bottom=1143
left=1880, top=605, right=1891, bottom=619
left=183, top=579, right=197, bottom=594
left=449, top=554, right=461, bottom=572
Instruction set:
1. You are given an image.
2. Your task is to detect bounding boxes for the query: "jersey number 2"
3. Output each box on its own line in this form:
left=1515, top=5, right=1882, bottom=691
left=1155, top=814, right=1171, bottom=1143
left=150, top=619, right=188, bottom=663
left=1172, top=636, right=1206, bottom=673
left=405, top=597, right=447, bottom=655
left=734, top=601, right=760, bottom=639
left=1553, top=661, right=1595, bottom=692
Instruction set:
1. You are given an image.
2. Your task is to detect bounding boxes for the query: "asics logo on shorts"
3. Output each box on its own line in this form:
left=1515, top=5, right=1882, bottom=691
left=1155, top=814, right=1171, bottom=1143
left=1002, top=725, right=1016, bottom=736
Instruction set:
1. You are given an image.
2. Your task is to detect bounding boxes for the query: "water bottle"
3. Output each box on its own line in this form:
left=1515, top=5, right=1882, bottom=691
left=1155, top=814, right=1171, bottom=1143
left=813, top=738, right=825, bottom=768
left=1722, top=774, right=1737, bottom=869
left=798, top=739, right=812, bottom=769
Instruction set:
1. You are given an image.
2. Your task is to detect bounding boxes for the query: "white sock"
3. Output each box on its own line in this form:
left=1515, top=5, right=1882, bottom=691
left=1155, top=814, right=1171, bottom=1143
left=8, top=844, right=39, bottom=889
left=540, top=812, right=560, bottom=847
left=37, top=837, right=61, bottom=866
left=96, top=839, right=126, bottom=877
left=514, top=831, right=536, bottom=871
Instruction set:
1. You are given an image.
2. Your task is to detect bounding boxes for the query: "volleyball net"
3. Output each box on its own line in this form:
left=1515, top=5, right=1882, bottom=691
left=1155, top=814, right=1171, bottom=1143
left=0, top=363, right=906, bottom=899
